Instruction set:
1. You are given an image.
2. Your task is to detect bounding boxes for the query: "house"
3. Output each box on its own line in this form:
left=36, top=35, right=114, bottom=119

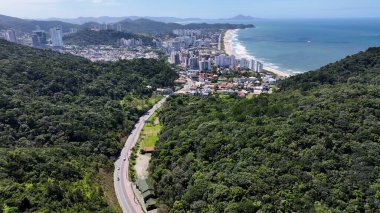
left=143, top=147, right=155, bottom=153
left=136, top=179, right=157, bottom=210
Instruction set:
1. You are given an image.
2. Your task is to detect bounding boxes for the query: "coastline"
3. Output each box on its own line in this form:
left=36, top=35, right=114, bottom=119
left=223, top=29, right=291, bottom=78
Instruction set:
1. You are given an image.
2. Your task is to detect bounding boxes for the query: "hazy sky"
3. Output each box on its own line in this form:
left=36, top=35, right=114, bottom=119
left=1, top=0, right=380, bottom=19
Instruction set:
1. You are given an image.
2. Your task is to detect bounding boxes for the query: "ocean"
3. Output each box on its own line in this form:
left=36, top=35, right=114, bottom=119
left=230, top=19, right=380, bottom=75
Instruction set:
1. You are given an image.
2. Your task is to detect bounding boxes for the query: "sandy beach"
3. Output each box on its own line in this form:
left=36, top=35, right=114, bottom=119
left=223, top=29, right=291, bottom=78
left=223, top=29, right=237, bottom=56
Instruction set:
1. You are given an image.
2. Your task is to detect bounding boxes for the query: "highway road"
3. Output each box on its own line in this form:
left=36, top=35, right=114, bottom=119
left=114, top=97, right=168, bottom=213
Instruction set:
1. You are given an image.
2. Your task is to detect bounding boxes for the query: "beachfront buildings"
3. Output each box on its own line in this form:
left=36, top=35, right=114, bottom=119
left=214, top=54, right=264, bottom=72
left=215, top=54, right=236, bottom=67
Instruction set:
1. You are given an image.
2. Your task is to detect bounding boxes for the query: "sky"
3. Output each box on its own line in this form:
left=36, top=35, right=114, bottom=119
left=1, top=0, right=380, bottom=19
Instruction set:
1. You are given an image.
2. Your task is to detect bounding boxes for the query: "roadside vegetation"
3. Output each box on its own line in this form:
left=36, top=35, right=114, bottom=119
left=129, top=111, right=162, bottom=182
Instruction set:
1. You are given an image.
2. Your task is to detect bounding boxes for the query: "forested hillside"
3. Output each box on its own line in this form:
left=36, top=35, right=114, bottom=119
left=150, top=48, right=380, bottom=212
left=0, top=14, right=77, bottom=33
left=63, top=29, right=153, bottom=46
left=117, top=18, right=255, bottom=35
left=0, top=39, right=177, bottom=212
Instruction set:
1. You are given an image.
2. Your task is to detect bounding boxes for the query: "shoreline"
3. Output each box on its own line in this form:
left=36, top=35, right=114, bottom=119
left=223, top=29, right=291, bottom=78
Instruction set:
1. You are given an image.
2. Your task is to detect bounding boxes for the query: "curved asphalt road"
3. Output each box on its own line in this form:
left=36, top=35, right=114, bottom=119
left=114, top=97, right=168, bottom=213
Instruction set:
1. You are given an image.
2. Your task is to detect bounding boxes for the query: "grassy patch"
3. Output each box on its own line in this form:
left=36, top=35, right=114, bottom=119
left=139, top=113, right=162, bottom=148
left=246, top=93, right=254, bottom=100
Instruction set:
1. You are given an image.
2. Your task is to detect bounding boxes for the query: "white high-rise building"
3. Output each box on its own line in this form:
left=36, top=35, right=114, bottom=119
left=5, top=29, right=17, bottom=43
left=240, top=58, right=250, bottom=68
left=256, top=61, right=264, bottom=72
left=199, top=59, right=211, bottom=71
left=249, top=59, right=257, bottom=70
left=215, top=54, right=234, bottom=67
left=50, top=27, right=64, bottom=48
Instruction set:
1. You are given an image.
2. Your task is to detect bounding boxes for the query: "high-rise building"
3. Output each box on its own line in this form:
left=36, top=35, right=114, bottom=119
left=32, top=30, right=48, bottom=48
left=256, top=61, right=264, bottom=72
left=152, top=39, right=162, bottom=49
left=248, top=59, right=263, bottom=72
left=199, top=59, right=211, bottom=71
left=240, top=58, right=250, bottom=68
left=170, top=51, right=181, bottom=65
left=249, top=59, right=256, bottom=70
left=50, top=27, right=64, bottom=48
left=5, top=29, right=17, bottom=43
left=120, top=38, right=143, bottom=48
left=215, top=54, right=236, bottom=67
left=117, top=24, right=122, bottom=32
left=188, top=57, right=199, bottom=70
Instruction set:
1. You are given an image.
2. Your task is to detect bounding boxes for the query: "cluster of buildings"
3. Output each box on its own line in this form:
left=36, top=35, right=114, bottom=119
left=31, top=27, right=64, bottom=49
left=90, top=23, right=123, bottom=32
left=215, top=54, right=263, bottom=72
left=120, top=38, right=143, bottom=48
left=176, top=71, right=277, bottom=97
left=62, top=45, right=159, bottom=62
left=173, top=29, right=202, bottom=37
left=166, top=29, right=265, bottom=74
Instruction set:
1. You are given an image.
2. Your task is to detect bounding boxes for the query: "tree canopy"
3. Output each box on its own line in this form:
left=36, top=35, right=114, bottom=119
left=63, top=29, right=153, bottom=46
left=0, top=39, right=177, bottom=212
left=150, top=48, right=380, bottom=212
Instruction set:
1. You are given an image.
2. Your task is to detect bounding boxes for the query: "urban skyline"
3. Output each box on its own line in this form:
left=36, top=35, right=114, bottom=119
left=1, top=0, right=380, bottom=19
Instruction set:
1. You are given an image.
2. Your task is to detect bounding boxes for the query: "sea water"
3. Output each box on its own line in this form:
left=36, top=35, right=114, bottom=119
left=232, top=19, right=380, bottom=75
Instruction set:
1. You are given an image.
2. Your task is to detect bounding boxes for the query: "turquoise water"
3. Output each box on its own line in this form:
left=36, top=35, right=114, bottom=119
left=234, top=19, right=380, bottom=74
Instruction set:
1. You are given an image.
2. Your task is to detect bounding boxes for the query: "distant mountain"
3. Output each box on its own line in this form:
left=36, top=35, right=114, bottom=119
left=228, top=15, right=257, bottom=21
left=45, top=16, right=128, bottom=25
left=0, top=14, right=78, bottom=33
left=0, top=14, right=255, bottom=36
left=43, top=15, right=258, bottom=24
left=116, top=18, right=254, bottom=34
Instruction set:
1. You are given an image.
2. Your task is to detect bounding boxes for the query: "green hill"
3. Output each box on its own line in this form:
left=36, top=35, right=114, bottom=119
left=63, top=29, right=153, bottom=46
left=1, top=14, right=254, bottom=36
left=117, top=18, right=254, bottom=35
left=0, top=39, right=177, bottom=212
left=0, top=14, right=77, bottom=33
left=149, top=48, right=380, bottom=212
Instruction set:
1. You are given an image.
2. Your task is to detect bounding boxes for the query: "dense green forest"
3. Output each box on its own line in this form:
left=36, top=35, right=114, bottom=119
left=0, top=39, right=177, bottom=212
left=150, top=48, right=380, bottom=212
left=63, top=29, right=153, bottom=46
